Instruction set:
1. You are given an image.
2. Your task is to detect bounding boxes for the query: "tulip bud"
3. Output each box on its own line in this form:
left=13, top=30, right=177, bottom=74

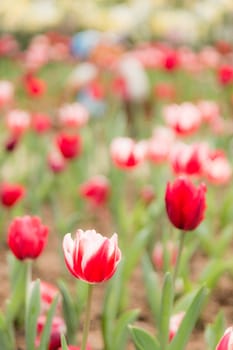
left=165, top=176, right=206, bottom=231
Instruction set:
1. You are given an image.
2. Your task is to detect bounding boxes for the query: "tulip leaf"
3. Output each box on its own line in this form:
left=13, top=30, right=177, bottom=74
left=58, top=280, right=78, bottom=343
left=159, top=272, right=174, bottom=350
left=129, top=325, right=160, bottom=350
left=0, top=311, right=15, bottom=350
left=6, top=258, right=27, bottom=323
left=142, top=254, right=161, bottom=325
left=25, top=279, right=41, bottom=350
left=199, top=259, right=228, bottom=289
left=38, top=295, right=59, bottom=350
left=60, top=334, right=69, bottom=350
left=112, top=309, right=139, bottom=350
left=122, top=226, right=153, bottom=282
left=204, top=311, right=226, bottom=350
left=168, top=287, right=207, bottom=350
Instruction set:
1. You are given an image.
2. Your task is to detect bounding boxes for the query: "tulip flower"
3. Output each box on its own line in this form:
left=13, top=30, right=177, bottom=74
left=79, top=175, right=110, bottom=207
left=0, top=183, right=25, bottom=208
left=63, top=229, right=121, bottom=284
left=30, top=280, right=61, bottom=314
left=165, top=176, right=206, bottom=231
left=216, top=327, right=233, bottom=350
left=36, top=315, right=66, bottom=350
left=48, top=151, right=66, bottom=174
left=169, top=312, right=185, bottom=341
left=63, top=229, right=121, bottom=350
left=163, top=102, right=202, bottom=136
left=56, top=133, right=82, bottom=160
left=110, top=137, right=146, bottom=170
left=203, top=150, right=232, bottom=185
left=7, top=215, right=49, bottom=260
left=152, top=241, right=177, bottom=271
left=218, top=65, right=233, bottom=85
left=6, top=109, right=31, bottom=136
left=31, top=113, right=51, bottom=133
left=58, top=102, right=89, bottom=128
left=23, top=72, right=46, bottom=97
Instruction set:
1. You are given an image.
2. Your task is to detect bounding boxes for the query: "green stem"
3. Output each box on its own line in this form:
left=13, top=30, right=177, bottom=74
left=81, top=284, right=94, bottom=350
left=173, top=231, right=185, bottom=284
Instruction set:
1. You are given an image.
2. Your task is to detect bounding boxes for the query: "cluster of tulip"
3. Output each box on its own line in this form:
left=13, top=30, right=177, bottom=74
left=0, top=32, right=233, bottom=350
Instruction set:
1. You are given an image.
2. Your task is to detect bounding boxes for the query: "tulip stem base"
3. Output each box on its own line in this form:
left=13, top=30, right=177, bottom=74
left=173, top=231, right=185, bottom=284
left=81, top=283, right=93, bottom=350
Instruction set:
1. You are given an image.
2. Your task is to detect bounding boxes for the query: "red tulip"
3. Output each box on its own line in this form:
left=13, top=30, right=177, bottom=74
left=36, top=315, right=66, bottom=350
left=4, top=134, right=20, bottom=152
left=23, top=73, right=46, bottom=97
left=63, top=229, right=121, bottom=283
left=56, top=133, right=82, bottom=160
left=0, top=183, right=25, bottom=207
left=79, top=175, right=110, bottom=206
left=218, top=65, right=233, bottom=85
left=7, top=216, right=49, bottom=260
left=216, top=327, right=233, bottom=350
left=165, top=176, right=206, bottom=231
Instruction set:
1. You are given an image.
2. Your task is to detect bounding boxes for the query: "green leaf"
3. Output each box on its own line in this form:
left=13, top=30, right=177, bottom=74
left=142, top=254, right=161, bottom=325
left=199, top=259, right=228, bottom=289
left=58, top=280, right=78, bottom=343
left=129, top=325, right=160, bottom=350
left=25, top=279, right=41, bottom=350
left=38, top=296, right=59, bottom=350
left=0, top=311, right=15, bottom=350
left=205, top=311, right=226, bottom=350
left=6, top=258, right=27, bottom=323
left=159, top=272, right=174, bottom=350
left=122, top=226, right=153, bottom=282
left=112, top=309, right=139, bottom=350
left=60, top=334, right=69, bottom=350
left=168, top=287, right=207, bottom=350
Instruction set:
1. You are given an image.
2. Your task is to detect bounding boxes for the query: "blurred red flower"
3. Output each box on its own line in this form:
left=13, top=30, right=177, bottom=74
left=218, top=65, right=233, bottom=85
left=23, top=73, right=46, bottom=97
left=0, top=183, right=25, bottom=207
left=56, top=133, right=82, bottom=160
left=79, top=175, right=110, bottom=207
left=31, top=113, right=51, bottom=133
left=36, top=315, right=66, bottom=350
left=8, top=216, right=49, bottom=260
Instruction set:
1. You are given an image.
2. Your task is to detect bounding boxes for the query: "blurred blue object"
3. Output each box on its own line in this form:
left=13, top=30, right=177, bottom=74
left=70, top=30, right=102, bottom=59
left=77, top=89, right=106, bottom=118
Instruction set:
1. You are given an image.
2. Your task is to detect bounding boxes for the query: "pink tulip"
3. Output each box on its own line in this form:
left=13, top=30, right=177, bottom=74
left=6, top=109, right=31, bottom=135
left=36, top=315, right=66, bottom=350
left=110, top=137, right=146, bottom=169
left=163, top=102, right=202, bottom=136
left=216, top=327, right=233, bottom=350
left=63, top=229, right=121, bottom=283
left=58, top=102, right=89, bottom=128
left=169, top=312, right=185, bottom=341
